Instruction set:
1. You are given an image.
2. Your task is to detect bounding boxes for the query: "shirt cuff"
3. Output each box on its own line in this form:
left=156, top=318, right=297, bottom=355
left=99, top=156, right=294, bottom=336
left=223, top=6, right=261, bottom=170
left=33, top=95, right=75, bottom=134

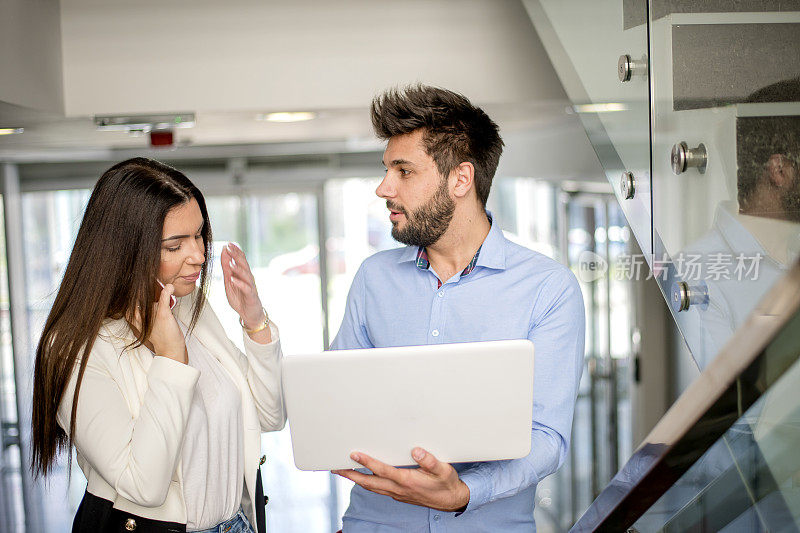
left=459, top=470, right=492, bottom=514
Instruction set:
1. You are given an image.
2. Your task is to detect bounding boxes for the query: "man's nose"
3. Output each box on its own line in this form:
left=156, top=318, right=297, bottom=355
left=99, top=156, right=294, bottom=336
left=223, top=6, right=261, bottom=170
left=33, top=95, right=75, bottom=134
left=375, top=174, right=395, bottom=199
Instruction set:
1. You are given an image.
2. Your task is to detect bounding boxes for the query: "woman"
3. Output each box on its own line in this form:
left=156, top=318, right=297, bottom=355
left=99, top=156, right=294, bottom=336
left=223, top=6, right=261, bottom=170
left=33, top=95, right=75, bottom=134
left=31, top=157, right=284, bottom=533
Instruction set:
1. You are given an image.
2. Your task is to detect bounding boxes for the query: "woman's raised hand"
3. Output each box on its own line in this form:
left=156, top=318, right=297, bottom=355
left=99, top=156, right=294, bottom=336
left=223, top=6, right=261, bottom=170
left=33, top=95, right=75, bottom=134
left=220, top=243, right=266, bottom=330
left=148, top=283, right=187, bottom=364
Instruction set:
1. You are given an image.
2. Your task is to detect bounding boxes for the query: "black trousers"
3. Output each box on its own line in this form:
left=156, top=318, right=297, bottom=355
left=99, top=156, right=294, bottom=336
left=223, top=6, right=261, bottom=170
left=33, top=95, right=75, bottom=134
left=72, top=491, right=185, bottom=533
left=73, top=470, right=266, bottom=533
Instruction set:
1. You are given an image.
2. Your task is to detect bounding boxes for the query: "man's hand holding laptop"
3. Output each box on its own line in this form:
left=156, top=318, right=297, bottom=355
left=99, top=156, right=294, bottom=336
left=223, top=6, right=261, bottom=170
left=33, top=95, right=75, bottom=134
left=333, top=447, right=470, bottom=512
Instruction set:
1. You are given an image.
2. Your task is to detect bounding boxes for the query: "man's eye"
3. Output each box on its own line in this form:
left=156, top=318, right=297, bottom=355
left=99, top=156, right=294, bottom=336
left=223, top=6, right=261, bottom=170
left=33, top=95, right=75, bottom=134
left=400, top=169, right=411, bottom=176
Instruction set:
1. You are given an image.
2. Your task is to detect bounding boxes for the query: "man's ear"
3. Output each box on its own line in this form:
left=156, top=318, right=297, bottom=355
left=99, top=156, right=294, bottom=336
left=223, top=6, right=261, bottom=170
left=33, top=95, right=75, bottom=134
left=451, top=162, right=475, bottom=200
left=766, top=154, right=793, bottom=189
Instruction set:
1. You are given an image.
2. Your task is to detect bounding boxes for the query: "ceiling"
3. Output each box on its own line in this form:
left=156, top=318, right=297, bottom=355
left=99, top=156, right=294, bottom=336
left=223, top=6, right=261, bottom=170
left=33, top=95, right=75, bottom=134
left=0, top=98, right=578, bottom=156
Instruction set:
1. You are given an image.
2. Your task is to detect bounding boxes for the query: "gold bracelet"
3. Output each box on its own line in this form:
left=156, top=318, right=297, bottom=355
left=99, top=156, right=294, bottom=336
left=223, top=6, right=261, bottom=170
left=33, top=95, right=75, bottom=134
left=239, top=307, right=269, bottom=333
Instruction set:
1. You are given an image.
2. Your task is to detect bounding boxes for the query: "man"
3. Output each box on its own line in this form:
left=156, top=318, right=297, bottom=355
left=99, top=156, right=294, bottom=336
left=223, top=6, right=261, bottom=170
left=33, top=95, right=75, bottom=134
left=331, top=85, right=585, bottom=531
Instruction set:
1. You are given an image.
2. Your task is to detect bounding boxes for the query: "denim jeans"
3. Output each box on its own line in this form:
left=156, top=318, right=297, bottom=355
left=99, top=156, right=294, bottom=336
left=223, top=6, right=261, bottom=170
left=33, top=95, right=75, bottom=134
left=190, top=508, right=254, bottom=533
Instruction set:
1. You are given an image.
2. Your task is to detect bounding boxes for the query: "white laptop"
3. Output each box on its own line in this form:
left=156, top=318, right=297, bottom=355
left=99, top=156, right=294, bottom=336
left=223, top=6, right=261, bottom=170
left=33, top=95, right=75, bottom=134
left=282, top=339, right=534, bottom=471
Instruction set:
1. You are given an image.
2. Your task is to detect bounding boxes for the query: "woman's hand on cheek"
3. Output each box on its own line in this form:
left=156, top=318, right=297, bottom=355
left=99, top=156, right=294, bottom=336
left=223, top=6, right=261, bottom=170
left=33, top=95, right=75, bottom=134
left=220, top=242, right=265, bottom=328
left=148, top=283, right=187, bottom=363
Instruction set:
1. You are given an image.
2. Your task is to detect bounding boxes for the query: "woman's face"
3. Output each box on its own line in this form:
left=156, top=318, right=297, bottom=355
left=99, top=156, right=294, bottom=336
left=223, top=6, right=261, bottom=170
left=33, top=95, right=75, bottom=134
left=159, top=198, right=206, bottom=298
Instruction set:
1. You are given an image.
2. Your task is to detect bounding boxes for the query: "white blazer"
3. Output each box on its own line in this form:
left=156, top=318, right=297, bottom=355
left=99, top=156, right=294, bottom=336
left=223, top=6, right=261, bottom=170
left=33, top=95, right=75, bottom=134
left=57, top=291, right=285, bottom=531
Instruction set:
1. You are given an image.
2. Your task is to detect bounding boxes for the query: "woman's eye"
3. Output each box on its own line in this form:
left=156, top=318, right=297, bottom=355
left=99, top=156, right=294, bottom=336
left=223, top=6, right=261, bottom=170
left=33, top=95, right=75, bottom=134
left=166, top=246, right=180, bottom=252
left=195, top=234, right=203, bottom=240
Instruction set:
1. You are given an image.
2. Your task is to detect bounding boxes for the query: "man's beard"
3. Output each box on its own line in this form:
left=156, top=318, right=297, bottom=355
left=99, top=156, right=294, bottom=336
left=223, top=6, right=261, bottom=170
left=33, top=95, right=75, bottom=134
left=388, top=179, right=456, bottom=247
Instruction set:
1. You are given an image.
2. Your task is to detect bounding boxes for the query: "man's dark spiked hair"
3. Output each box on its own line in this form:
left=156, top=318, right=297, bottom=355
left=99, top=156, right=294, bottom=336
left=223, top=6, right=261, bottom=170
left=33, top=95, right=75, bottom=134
left=370, top=84, right=504, bottom=207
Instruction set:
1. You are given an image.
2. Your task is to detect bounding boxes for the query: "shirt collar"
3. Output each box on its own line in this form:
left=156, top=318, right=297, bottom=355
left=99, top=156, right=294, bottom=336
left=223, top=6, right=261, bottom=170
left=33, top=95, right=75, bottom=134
left=396, top=210, right=507, bottom=272
left=414, top=245, right=482, bottom=276
left=715, top=202, right=766, bottom=255
left=474, top=212, right=506, bottom=270
left=398, top=244, right=419, bottom=263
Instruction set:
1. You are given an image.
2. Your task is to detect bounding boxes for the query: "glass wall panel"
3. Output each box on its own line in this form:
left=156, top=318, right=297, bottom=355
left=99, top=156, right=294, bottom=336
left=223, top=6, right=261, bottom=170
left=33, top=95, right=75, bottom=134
left=648, top=2, right=800, bottom=369
left=524, top=0, right=653, bottom=258
left=633, top=349, right=800, bottom=532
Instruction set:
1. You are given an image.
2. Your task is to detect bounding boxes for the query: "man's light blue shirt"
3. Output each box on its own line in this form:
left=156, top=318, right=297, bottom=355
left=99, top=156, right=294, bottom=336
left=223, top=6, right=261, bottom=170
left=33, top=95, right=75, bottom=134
left=331, top=216, right=586, bottom=532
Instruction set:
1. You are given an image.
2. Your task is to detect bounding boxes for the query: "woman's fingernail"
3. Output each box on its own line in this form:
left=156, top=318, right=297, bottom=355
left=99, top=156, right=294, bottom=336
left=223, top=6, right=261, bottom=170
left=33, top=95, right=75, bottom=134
left=413, top=449, right=425, bottom=461
left=351, top=453, right=360, bottom=462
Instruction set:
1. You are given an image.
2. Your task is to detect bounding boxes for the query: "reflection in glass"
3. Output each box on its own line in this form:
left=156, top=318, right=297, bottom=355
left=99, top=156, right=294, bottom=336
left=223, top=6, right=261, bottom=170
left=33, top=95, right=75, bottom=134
left=648, top=0, right=800, bottom=368
left=676, top=111, right=800, bottom=369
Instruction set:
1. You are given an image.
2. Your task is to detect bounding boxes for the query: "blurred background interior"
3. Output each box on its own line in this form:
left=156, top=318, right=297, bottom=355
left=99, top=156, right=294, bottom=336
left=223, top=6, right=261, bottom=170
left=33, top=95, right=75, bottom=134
left=1, top=1, right=799, bottom=531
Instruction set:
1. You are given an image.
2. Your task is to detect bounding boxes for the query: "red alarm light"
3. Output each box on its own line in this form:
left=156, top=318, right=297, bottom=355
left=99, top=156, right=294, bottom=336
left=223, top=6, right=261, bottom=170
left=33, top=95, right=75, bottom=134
left=150, top=130, right=174, bottom=147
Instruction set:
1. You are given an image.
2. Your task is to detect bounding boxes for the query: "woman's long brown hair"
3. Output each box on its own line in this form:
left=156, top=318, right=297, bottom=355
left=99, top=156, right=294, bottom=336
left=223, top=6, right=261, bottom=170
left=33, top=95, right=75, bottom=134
left=31, top=158, right=213, bottom=477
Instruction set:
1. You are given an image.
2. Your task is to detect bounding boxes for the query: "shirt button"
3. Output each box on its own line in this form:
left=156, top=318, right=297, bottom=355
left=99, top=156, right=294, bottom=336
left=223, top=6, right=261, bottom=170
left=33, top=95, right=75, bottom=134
left=438, top=291, right=444, bottom=297
left=433, top=514, right=441, bottom=521
left=432, top=330, right=440, bottom=337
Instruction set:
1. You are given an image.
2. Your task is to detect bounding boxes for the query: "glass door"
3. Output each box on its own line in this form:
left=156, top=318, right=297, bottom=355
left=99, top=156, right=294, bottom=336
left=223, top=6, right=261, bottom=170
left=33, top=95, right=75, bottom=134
left=204, top=192, right=333, bottom=533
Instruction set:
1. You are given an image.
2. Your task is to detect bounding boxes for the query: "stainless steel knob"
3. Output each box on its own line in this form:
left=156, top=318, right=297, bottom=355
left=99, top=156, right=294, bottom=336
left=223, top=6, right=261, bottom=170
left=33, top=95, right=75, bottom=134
left=618, top=55, right=633, bottom=82
left=671, top=142, right=707, bottom=174
left=672, top=282, right=690, bottom=312
left=618, top=55, right=646, bottom=82
left=620, top=172, right=635, bottom=199
left=671, top=281, right=709, bottom=312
